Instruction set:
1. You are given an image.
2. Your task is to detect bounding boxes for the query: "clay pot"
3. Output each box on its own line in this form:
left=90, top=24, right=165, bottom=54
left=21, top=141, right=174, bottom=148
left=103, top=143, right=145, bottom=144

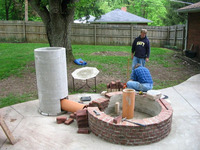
left=122, top=89, right=135, bottom=119
left=61, top=99, right=86, bottom=113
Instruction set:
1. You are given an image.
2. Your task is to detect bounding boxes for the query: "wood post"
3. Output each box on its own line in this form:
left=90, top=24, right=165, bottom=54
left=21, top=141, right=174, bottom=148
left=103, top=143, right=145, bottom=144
left=23, top=21, right=26, bottom=42
left=94, top=25, right=96, bottom=45
left=167, top=26, right=170, bottom=45
left=131, top=25, right=133, bottom=46
left=174, top=25, right=177, bottom=46
left=0, top=115, right=16, bottom=145
left=182, top=26, right=186, bottom=55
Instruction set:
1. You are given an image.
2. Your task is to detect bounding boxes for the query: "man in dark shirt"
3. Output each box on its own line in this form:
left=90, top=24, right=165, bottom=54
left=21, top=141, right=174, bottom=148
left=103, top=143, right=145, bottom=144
left=127, top=64, right=153, bottom=92
left=130, top=29, right=150, bottom=79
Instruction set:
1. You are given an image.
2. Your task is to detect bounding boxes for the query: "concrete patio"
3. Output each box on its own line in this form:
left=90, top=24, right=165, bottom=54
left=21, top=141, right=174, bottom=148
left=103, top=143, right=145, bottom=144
left=0, top=74, right=200, bottom=150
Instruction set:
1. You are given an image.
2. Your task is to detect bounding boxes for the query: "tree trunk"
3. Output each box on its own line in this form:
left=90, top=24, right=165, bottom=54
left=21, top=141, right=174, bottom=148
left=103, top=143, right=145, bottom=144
left=25, top=0, right=28, bottom=22
left=45, top=17, right=75, bottom=63
left=5, top=0, right=11, bottom=20
left=28, top=0, right=76, bottom=64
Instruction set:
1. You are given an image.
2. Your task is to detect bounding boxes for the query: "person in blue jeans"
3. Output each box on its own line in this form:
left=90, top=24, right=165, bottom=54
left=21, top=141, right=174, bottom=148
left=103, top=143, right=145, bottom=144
left=130, top=29, right=150, bottom=80
left=127, top=64, right=153, bottom=92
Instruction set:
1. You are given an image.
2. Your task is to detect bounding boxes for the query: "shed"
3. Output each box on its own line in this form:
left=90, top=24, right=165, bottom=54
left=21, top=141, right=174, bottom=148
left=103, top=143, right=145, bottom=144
left=178, top=2, right=200, bottom=61
left=90, top=8, right=152, bottom=25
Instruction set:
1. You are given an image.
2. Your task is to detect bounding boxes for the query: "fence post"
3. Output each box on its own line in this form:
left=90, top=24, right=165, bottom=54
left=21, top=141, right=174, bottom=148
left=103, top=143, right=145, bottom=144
left=130, top=25, right=133, bottom=46
left=94, top=24, right=96, bottom=45
left=182, top=26, right=185, bottom=52
left=174, top=25, right=177, bottom=46
left=23, top=21, right=27, bottom=42
left=167, top=26, right=170, bottom=45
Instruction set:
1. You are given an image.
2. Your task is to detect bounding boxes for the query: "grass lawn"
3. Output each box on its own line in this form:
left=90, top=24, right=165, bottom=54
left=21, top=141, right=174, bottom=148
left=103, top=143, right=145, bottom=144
left=0, top=43, right=49, bottom=79
left=0, top=43, right=199, bottom=108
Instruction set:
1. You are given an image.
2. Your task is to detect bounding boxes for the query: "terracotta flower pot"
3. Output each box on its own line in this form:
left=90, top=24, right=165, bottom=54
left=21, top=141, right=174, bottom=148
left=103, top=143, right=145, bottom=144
left=122, top=89, right=135, bottom=119
left=61, top=99, right=86, bottom=113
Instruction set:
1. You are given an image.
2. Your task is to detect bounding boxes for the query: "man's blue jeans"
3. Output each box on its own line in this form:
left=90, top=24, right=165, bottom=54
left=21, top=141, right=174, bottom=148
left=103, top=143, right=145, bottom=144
left=132, top=56, right=146, bottom=68
left=130, top=56, right=146, bottom=80
left=126, top=80, right=153, bottom=92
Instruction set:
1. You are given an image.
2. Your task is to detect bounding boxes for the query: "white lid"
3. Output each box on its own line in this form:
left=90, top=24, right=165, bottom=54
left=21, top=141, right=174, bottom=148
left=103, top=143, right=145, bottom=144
left=72, top=67, right=99, bottom=80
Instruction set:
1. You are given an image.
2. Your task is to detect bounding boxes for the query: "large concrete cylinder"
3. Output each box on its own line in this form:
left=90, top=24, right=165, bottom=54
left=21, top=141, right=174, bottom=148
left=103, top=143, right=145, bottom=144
left=34, top=47, right=68, bottom=116
left=122, top=89, right=135, bottom=119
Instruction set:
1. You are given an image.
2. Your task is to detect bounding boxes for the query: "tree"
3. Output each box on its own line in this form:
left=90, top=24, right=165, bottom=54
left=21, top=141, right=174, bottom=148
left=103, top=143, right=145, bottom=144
left=162, top=0, right=200, bottom=26
left=127, top=0, right=167, bottom=26
left=28, top=0, right=77, bottom=63
left=28, top=0, right=102, bottom=63
left=1, top=0, right=12, bottom=20
left=162, top=0, right=187, bottom=25
left=0, top=0, right=25, bottom=20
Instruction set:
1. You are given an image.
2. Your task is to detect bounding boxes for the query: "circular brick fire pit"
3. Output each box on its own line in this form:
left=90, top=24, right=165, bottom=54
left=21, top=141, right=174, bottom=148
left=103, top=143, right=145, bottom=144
left=87, top=91, right=173, bottom=145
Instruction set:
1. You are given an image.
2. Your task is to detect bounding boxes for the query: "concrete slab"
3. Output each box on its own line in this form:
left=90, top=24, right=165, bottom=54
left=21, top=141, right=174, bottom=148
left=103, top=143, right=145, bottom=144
left=0, top=74, right=200, bottom=150
left=174, top=80, right=200, bottom=113
left=160, top=87, right=199, bottom=116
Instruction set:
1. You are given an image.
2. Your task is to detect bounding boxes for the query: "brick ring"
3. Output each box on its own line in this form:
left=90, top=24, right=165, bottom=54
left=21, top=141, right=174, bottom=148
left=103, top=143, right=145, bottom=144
left=87, top=91, right=173, bottom=145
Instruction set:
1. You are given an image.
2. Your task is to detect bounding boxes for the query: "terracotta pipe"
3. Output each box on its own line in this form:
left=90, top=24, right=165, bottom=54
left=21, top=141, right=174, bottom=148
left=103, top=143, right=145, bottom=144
left=122, top=89, right=135, bottom=119
left=60, top=99, right=86, bottom=113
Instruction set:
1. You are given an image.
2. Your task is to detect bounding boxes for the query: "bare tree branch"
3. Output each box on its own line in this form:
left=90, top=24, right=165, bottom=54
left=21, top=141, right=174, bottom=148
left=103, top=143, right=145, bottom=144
left=28, top=0, right=50, bottom=25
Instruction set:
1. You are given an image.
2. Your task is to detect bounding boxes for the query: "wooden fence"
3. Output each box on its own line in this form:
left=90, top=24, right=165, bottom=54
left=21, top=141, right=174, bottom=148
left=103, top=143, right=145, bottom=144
left=0, top=20, right=185, bottom=49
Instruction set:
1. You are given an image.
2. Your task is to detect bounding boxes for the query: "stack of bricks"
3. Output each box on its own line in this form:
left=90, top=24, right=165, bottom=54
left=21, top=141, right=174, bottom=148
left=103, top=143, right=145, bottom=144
left=107, top=80, right=124, bottom=92
left=56, top=113, right=75, bottom=125
left=88, top=97, right=109, bottom=111
left=76, top=109, right=90, bottom=134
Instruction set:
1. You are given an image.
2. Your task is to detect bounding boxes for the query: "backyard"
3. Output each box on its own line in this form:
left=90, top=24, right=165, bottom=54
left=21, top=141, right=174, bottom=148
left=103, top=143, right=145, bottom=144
left=0, top=43, right=200, bottom=108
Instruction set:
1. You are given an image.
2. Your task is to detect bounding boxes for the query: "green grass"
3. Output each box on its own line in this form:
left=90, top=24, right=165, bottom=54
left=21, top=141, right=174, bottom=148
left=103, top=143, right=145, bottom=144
left=0, top=43, right=49, bottom=79
left=72, top=45, right=175, bottom=68
left=0, top=43, right=197, bottom=108
left=0, top=44, right=174, bottom=80
left=0, top=93, right=37, bottom=108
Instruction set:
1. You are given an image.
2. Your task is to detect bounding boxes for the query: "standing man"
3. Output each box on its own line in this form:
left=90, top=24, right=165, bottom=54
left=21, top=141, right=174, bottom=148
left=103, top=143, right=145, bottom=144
left=127, top=64, right=153, bottom=92
left=130, top=29, right=150, bottom=80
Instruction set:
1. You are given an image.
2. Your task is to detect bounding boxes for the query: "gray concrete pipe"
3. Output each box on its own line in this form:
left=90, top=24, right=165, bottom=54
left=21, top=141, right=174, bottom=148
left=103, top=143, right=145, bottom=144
left=34, top=47, right=68, bottom=116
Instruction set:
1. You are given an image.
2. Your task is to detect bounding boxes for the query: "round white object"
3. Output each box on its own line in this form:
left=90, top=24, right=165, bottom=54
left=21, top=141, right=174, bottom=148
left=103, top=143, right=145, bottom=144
left=72, top=67, right=99, bottom=80
left=34, top=47, right=68, bottom=115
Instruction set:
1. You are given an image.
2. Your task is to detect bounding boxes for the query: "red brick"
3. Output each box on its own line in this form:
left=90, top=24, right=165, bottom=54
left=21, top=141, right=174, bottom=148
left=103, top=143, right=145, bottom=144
left=78, top=123, right=89, bottom=128
left=110, top=81, right=117, bottom=89
left=107, top=83, right=110, bottom=89
left=105, top=91, right=123, bottom=98
left=56, top=116, right=67, bottom=124
left=64, top=118, right=74, bottom=125
left=77, top=116, right=87, bottom=122
left=77, top=119, right=88, bottom=124
left=113, top=115, right=122, bottom=124
left=97, top=97, right=109, bottom=101
left=74, top=112, right=77, bottom=118
left=69, top=113, right=75, bottom=119
left=77, top=128, right=90, bottom=134
left=76, top=109, right=87, bottom=117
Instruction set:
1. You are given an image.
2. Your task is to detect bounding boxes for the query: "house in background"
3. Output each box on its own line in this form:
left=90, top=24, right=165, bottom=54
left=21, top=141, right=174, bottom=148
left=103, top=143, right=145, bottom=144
left=90, top=7, right=152, bottom=25
left=178, top=2, right=200, bottom=61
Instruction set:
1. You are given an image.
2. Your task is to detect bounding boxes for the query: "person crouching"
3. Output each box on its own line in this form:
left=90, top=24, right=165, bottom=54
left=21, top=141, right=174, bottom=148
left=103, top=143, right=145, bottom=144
left=126, top=63, right=153, bottom=92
